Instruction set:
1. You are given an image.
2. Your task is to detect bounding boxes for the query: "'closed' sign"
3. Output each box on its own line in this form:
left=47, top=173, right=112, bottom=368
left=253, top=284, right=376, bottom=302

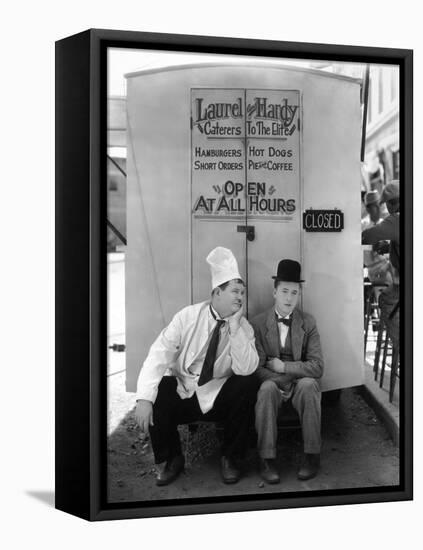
left=302, top=209, right=344, bottom=232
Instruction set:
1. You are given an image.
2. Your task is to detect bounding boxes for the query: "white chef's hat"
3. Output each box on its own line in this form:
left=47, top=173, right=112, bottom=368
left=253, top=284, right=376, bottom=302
left=206, top=246, right=242, bottom=289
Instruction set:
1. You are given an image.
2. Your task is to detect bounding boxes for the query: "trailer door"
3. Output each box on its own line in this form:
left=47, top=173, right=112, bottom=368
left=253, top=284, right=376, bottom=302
left=191, top=88, right=302, bottom=315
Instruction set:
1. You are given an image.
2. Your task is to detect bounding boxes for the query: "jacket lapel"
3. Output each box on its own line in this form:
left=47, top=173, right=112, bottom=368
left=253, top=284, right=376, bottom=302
left=265, top=308, right=281, bottom=357
left=290, top=308, right=305, bottom=360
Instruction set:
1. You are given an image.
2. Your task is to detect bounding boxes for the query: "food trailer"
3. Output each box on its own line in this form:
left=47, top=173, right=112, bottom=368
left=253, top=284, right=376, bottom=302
left=124, top=62, right=364, bottom=393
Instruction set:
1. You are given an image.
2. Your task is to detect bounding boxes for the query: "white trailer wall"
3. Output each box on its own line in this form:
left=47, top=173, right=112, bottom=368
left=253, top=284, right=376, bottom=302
left=125, top=63, right=363, bottom=392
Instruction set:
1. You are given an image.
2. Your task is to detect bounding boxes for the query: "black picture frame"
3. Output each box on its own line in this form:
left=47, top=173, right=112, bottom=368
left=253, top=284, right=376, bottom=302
left=55, top=28, right=413, bottom=521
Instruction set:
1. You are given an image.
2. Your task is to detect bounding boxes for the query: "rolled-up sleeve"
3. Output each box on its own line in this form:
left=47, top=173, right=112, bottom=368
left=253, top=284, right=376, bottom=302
left=229, top=319, right=259, bottom=375
left=136, top=313, right=182, bottom=403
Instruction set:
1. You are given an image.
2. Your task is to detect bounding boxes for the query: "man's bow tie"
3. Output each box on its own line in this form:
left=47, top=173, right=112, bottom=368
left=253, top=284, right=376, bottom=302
left=277, top=317, right=291, bottom=327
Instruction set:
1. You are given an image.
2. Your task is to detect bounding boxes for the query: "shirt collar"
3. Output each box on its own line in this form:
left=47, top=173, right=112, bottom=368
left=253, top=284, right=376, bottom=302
left=275, top=309, right=292, bottom=321
left=210, top=304, right=225, bottom=322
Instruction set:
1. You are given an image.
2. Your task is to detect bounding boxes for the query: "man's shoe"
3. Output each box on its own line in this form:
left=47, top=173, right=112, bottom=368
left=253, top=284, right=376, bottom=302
left=259, top=458, right=280, bottom=484
left=221, top=456, right=241, bottom=484
left=156, top=455, right=185, bottom=486
left=297, top=453, right=320, bottom=481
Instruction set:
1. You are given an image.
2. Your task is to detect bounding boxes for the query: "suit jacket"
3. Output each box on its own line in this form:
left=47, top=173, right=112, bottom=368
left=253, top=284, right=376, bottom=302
left=362, top=212, right=399, bottom=282
left=136, top=301, right=259, bottom=413
left=250, top=307, right=324, bottom=384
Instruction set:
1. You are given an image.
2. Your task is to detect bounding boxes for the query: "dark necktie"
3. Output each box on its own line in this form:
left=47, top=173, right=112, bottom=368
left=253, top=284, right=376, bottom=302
left=277, top=317, right=291, bottom=327
left=198, top=308, right=225, bottom=387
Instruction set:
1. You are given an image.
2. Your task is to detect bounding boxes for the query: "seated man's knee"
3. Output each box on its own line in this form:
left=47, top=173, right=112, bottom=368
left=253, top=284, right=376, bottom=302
left=155, top=376, right=178, bottom=404
left=257, top=380, right=279, bottom=400
left=231, top=374, right=260, bottom=396
left=296, top=377, right=320, bottom=395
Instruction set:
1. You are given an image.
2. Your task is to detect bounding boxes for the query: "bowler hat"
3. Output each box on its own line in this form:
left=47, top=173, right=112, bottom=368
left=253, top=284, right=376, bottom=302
left=380, top=181, right=399, bottom=203
left=272, top=259, right=304, bottom=283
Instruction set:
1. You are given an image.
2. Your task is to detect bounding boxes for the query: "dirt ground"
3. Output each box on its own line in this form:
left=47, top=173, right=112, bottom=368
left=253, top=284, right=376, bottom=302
left=107, top=386, right=399, bottom=503
left=106, top=254, right=399, bottom=503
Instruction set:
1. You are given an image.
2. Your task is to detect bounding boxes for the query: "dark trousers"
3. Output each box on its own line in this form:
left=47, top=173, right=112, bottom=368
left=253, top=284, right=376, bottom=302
left=379, top=284, right=400, bottom=349
left=149, top=375, right=259, bottom=464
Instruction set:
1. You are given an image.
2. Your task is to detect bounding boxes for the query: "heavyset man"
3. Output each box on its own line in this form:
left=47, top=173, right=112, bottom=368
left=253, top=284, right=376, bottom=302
left=135, top=247, right=259, bottom=486
left=251, top=259, right=324, bottom=484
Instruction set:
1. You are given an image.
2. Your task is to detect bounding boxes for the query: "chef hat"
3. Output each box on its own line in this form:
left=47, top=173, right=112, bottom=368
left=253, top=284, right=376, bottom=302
left=206, top=247, right=242, bottom=289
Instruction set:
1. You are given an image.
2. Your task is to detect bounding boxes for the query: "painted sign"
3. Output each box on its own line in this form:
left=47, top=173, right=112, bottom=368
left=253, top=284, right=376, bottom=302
left=191, top=89, right=300, bottom=222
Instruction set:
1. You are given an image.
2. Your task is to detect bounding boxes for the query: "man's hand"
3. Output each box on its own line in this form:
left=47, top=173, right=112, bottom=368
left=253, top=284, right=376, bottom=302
left=135, top=399, right=154, bottom=434
left=266, top=357, right=286, bottom=374
left=256, top=366, right=294, bottom=391
left=228, top=303, right=244, bottom=334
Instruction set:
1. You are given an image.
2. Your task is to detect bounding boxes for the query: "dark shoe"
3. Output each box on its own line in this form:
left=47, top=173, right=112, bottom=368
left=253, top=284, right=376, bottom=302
left=156, top=455, right=185, bottom=486
left=259, top=458, right=280, bottom=484
left=297, top=453, right=320, bottom=481
left=221, top=456, right=241, bottom=484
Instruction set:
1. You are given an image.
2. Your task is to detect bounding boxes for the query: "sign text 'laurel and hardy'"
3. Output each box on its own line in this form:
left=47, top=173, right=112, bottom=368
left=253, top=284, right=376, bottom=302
left=192, top=96, right=298, bottom=136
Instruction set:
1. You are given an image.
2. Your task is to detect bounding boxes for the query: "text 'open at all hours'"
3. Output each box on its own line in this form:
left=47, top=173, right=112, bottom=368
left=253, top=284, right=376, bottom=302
left=193, top=181, right=296, bottom=216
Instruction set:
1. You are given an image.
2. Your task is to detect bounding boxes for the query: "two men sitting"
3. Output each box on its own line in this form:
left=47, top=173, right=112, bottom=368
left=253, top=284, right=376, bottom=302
left=135, top=247, right=324, bottom=486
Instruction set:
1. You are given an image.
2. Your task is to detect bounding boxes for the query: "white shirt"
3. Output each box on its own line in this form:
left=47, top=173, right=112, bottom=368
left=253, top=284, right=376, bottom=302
left=136, top=301, right=258, bottom=413
left=275, top=310, right=292, bottom=348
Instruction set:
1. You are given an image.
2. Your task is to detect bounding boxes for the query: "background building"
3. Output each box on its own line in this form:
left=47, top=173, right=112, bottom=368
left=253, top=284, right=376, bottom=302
left=364, top=64, right=400, bottom=191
